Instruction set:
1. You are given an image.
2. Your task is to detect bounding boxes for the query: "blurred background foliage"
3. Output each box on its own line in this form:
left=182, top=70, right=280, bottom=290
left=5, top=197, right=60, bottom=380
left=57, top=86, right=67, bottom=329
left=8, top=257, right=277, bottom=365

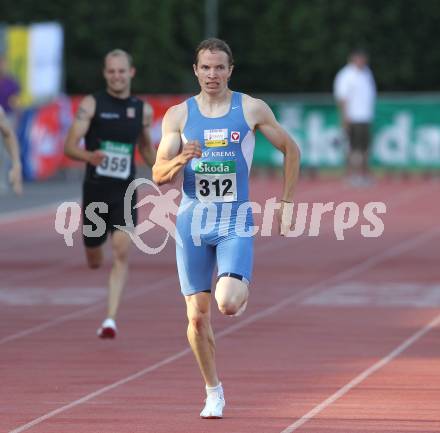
left=1, top=0, right=439, bottom=94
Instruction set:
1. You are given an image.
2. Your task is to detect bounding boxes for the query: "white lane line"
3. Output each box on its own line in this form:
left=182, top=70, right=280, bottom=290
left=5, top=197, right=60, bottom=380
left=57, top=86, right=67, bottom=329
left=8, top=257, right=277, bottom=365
left=0, top=275, right=177, bottom=345
left=0, top=199, right=78, bottom=224
left=7, top=225, right=440, bottom=433
left=1, top=181, right=336, bottom=285
left=255, top=176, right=437, bottom=254
left=279, top=311, right=440, bottom=433
left=211, top=227, right=440, bottom=340
left=0, top=180, right=433, bottom=343
left=0, top=178, right=334, bottom=226
left=0, top=182, right=345, bottom=342
left=7, top=347, right=193, bottom=433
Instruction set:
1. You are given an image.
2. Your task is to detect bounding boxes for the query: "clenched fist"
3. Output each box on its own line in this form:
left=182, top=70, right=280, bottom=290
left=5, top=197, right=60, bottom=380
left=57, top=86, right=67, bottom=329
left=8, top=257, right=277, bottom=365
left=87, top=150, right=106, bottom=166
left=180, top=140, right=202, bottom=163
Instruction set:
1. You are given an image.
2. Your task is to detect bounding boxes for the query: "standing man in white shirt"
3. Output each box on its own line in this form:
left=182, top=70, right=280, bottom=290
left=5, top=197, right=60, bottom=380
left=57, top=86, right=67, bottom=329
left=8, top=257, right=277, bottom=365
left=333, top=49, right=376, bottom=185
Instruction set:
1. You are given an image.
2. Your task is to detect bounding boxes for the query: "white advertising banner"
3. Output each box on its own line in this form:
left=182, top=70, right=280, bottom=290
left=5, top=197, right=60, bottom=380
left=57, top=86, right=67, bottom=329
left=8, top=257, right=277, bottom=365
left=28, top=22, right=63, bottom=101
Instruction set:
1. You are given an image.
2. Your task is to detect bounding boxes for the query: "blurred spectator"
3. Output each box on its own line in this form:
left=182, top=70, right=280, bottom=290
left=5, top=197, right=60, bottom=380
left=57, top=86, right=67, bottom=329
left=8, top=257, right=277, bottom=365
left=334, top=49, right=376, bottom=186
left=0, top=106, right=22, bottom=194
left=0, top=54, right=20, bottom=115
left=0, top=54, right=21, bottom=193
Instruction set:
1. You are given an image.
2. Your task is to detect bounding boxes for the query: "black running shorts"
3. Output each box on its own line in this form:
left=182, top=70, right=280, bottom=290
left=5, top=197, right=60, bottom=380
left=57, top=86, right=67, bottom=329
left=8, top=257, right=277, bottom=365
left=82, top=180, right=137, bottom=247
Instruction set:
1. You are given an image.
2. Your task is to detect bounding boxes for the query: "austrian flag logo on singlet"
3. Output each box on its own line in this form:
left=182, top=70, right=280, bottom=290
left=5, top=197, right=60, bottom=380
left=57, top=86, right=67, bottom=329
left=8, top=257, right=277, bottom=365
left=230, top=131, right=240, bottom=143
left=126, top=107, right=135, bottom=118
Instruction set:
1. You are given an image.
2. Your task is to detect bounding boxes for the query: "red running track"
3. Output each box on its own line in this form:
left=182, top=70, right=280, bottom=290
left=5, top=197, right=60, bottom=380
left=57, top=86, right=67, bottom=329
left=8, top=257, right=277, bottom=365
left=1, top=177, right=440, bottom=433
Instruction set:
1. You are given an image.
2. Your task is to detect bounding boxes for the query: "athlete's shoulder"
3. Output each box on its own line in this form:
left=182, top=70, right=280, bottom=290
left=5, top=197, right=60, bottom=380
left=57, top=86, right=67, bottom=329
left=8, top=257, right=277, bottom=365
left=91, top=90, right=107, bottom=101
left=163, top=101, right=187, bottom=129
left=167, top=100, right=187, bottom=115
left=77, top=94, right=96, bottom=119
left=141, top=99, right=153, bottom=116
left=241, top=93, right=267, bottom=109
left=81, top=93, right=97, bottom=104
left=241, top=93, right=271, bottom=128
left=129, top=95, right=144, bottom=105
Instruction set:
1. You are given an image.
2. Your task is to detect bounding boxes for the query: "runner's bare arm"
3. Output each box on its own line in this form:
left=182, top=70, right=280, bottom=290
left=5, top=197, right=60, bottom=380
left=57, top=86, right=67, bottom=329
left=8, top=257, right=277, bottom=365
left=64, top=95, right=104, bottom=166
left=244, top=96, right=300, bottom=236
left=245, top=96, right=300, bottom=202
left=0, top=106, right=22, bottom=194
left=336, top=99, right=349, bottom=131
left=152, top=104, right=202, bottom=186
left=138, top=101, right=156, bottom=167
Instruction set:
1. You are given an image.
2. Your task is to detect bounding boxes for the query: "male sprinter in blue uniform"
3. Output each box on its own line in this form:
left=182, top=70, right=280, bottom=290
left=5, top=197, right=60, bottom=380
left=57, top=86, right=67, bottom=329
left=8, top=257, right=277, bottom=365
left=153, top=38, right=300, bottom=418
left=65, top=49, right=155, bottom=338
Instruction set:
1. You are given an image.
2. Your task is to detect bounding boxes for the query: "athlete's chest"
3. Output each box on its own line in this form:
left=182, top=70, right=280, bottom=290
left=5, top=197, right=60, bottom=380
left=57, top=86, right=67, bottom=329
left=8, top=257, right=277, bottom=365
left=95, top=103, right=140, bottom=128
left=185, top=122, right=251, bottom=203
left=185, top=117, right=247, bottom=151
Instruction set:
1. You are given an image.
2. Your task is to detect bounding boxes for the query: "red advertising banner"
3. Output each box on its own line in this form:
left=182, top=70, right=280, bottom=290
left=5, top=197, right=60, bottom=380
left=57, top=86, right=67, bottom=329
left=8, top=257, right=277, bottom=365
left=19, top=94, right=187, bottom=180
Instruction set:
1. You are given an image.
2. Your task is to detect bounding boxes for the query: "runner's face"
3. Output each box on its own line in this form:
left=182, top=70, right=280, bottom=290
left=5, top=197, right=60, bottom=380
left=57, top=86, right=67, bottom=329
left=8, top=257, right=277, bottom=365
left=103, top=55, right=135, bottom=96
left=352, top=54, right=367, bottom=69
left=194, top=49, right=233, bottom=95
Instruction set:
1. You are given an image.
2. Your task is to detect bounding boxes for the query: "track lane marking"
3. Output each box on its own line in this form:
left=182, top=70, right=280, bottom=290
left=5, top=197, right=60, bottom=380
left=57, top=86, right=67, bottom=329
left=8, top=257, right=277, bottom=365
left=7, top=225, right=440, bottom=433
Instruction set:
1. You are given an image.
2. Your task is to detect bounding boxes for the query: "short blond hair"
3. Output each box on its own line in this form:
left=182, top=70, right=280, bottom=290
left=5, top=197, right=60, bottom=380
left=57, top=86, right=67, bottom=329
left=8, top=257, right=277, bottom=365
left=104, top=49, right=133, bottom=67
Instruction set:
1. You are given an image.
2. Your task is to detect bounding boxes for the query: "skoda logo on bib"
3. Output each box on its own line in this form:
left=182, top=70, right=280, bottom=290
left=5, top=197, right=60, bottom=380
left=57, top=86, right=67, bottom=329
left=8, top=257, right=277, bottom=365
left=194, top=160, right=237, bottom=202
left=96, top=140, right=132, bottom=179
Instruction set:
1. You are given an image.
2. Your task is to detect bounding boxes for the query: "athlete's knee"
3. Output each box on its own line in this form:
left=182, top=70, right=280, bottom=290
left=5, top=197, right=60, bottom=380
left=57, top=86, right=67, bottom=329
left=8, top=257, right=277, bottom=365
left=86, top=247, right=103, bottom=269
left=88, top=260, right=101, bottom=269
left=113, top=246, right=129, bottom=264
left=216, top=288, right=247, bottom=315
left=187, top=309, right=210, bottom=334
left=112, top=232, right=131, bottom=263
left=217, top=295, right=247, bottom=316
left=215, top=276, right=248, bottom=316
left=217, top=300, right=240, bottom=316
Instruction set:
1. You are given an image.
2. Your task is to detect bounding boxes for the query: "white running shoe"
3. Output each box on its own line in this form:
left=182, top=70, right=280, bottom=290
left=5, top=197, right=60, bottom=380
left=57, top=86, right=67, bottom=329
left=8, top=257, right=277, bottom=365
left=97, top=318, right=117, bottom=339
left=200, top=384, right=225, bottom=419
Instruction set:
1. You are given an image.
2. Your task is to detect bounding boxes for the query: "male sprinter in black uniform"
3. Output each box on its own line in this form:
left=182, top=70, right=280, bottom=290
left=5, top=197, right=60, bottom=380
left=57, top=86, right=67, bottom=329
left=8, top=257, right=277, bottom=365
left=64, top=49, right=155, bottom=338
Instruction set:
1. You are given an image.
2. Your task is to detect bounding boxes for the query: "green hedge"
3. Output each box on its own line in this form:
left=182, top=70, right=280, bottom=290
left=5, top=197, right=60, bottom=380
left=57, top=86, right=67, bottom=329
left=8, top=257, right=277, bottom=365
left=1, top=0, right=439, bottom=94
